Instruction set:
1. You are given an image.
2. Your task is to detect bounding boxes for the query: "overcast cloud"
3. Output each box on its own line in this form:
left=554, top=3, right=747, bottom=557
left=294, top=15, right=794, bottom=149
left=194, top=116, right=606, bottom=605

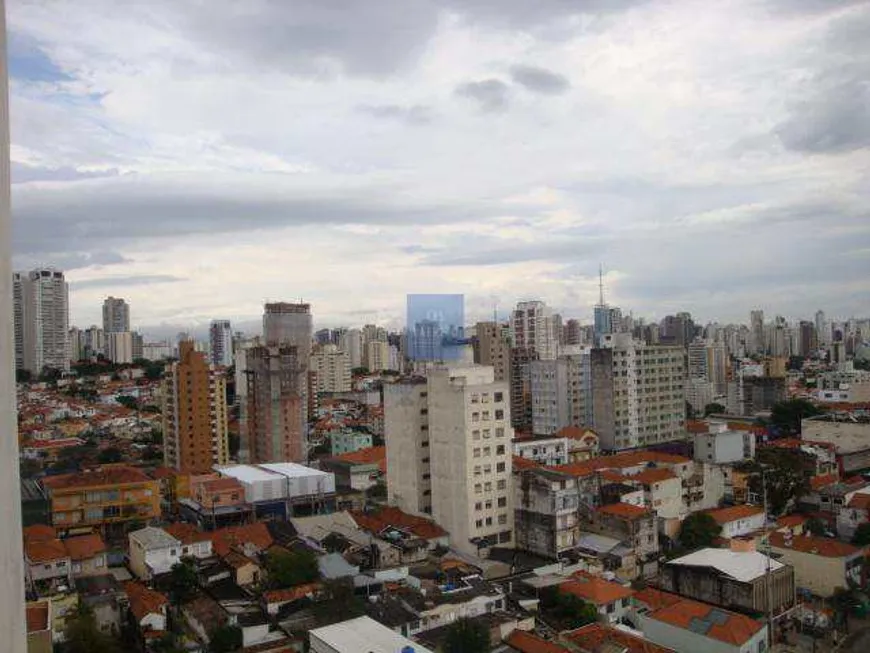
left=7, top=0, right=870, bottom=334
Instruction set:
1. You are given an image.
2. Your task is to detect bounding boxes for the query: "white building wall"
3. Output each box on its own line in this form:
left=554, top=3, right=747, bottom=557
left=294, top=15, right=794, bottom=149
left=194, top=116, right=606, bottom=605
left=384, top=381, right=430, bottom=515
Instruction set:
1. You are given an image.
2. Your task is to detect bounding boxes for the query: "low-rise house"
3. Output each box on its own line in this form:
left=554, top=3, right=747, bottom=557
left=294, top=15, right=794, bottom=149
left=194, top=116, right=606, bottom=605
left=803, top=474, right=870, bottom=518
left=222, top=550, right=261, bottom=587
left=64, top=533, right=107, bottom=577
left=704, top=504, right=766, bottom=539
left=562, top=623, right=675, bottom=653
left=24, top=536, right=71, bottom=594
left=558, top=426, right=600, bottom=462
left=586, top=502, right=659, bottom=580
left=558, top=572, right=634, bottom=624
left=513, top=465, right=580, bottom=559
left=660, top=543, right=795, bottom=616
left=694, top=422, right=755, bottom=464
left=330, top=428, right=373, bottom=456
left=124, top=581, right=169, bottom=639
left=769, top=532, right=864, bottom=597
left=163, top=523, right=215, bottom=559
left=262, top=582, right=321, bottom=615
left=633, top=588, right=767, bottom=653
left=182, top=594, right=228, bottom=646
left=309, top=615, right=434, bottom=653
left=209, top=522, right=274, bottom=558
left=26, top=601, right=52, bottom=653
left=512, top=435, right=570, bottom=466
left=128, top=527, right=185, bottom=580
left=320, top=446, right=385, bottom=491
left=837, top=492, right=870, bottom=540
left=75, top=574, right=124, bottom=637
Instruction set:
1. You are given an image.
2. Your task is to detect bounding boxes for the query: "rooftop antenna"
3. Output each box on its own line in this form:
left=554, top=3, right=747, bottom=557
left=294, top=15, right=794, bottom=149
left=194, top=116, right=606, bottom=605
left=598, top=263, right=606, bottom=306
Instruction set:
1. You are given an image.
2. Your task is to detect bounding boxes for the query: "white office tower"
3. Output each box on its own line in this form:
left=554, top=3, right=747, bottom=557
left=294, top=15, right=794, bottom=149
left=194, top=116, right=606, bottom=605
left=107, top=331, right=134, bottom=364
left=339, top=328, right=363, bottom=369
left=687, top=338, right=728, bottom=396
left=102, top=296, right=130, bottom=333
left=592, top=333, right=686, bottom=451
left=0, top=0, right=28, bottom=646
left=13, top=267, right=69, bottom=374
left=530, top=350, right=591, bottom=435
left=209, top=319, right=233, bottom=367
left=385, top=366, right=514, bottom=554
left=512, top=300, right=558, bottom=360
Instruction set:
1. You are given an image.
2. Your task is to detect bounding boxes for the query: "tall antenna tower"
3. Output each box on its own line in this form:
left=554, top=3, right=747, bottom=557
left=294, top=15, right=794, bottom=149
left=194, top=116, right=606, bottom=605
left=598, top=263, right=606, bottom=306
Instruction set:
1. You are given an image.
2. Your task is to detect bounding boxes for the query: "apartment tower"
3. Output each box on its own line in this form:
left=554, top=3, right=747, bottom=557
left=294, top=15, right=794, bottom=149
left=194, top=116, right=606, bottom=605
left=162, top=340, right=229, bottom=473
left=209, top=319, right=233, bottom=367
left=472, top=321, right=511, bottom=382
left=310, top=344, right=352, bottom=393
left=0, top=3, right=28, bottom=646
left=13, top=267, right=69, bottom=374
left=102, top=296, right=130, bottom=333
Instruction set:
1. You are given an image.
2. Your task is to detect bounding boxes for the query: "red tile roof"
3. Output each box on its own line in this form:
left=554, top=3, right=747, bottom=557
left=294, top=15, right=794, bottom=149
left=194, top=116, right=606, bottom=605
left=23, top=524, right=57, bottom=542
left=331, top=446, right=386, bottom=473
left=650, top=597, right=764, bottom=646
left=63, top=534, right=106, bottom=561
left=200, top=477, right=244, bottom=494
left=351, top=505, right=447, bottom=540
left=559, top=572, right=634, bottom=606
left=810, top=473, right=840, bottom=491
left=564, top=623, right=675, bottom=653
left=164, top=522, right=212, bottom=545
left=124, top=581, right=168, bottom=621
left=555, top=426, right=599, bottom=442
left=704, top=504, right=764, bottom=525
left=513, top=455, right=543, bottom=471
left=686, top=421, right=710, bottom=434
left=777, top=514, right=809, bottom=528
left=262, top=582, right=322, bottom=605
left=505, top=629, right=570, bottom=653
left=209, top=522, right=273, bottom=557
left=43, top=465, right=152, bottom=490
left=26, top=602, right=50, bottom=633
left=769, top=532, right=861, bottom=558
left=552, top=451, right=690, bottom=478
left=630, top=468, right=678, bottom=484
left=24, top=437, right=85, bottom=450
left=25, top=538, right=68, bottom=563
left=632, top=588, right=683, bottom=612
left=596, top=502, right=651, bottom=520
left=848, top=494, right=870, bottom=510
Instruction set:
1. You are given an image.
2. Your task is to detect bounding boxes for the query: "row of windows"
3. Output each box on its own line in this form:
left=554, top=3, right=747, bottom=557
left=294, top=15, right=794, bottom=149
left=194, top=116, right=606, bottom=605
left=474, top=496, right=508, bottom=510
left=473, top=462, right=507, bottom=476
left=473, top=445, right=506, bottom=458
left=474, top=479, right=508, bottom=493
left=475, top=514, right=509, bottom=528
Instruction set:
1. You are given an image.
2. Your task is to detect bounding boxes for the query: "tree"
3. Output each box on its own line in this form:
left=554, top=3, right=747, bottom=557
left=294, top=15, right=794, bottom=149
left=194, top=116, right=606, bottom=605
left=770, top=399, right=825, bottom=436
left=98, top=447, right=123, bottom=464
left=852, top=523, right=870, bottom=546
left=678, top=512, right=722, bottom=550
left=805, top=517, right=827, bottom=537
left=736, top=448, right=815, bottom=516
left=168, top=559, right=199, bottom=605
left=15, top=368, right=32, bottom=383
left=540, top=588, right=599, bottom=630
left=704, top=402, right=727, bottom=416
left=443, top=617, right=490, bottom=653
left=312, top=579, right=365, bottom=626
left=64, top=602, right=121, bottom=653
left=264, top=548, right=319, bottom=589
left=116, top=394, right=139, bottom=411
left=208, top=625, right=242, bottom=653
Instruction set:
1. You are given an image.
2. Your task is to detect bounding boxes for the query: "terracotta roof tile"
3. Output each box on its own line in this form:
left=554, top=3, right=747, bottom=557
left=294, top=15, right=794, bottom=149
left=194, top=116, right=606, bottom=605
left=811, top=473, right=840, bottom=491
left=64, top=534, right=106, bottom=561
left=559, top=572, right=634, bottom=606
left=630, top=468, right=678, bottom=484
left=596, top=502, right=651, bottom=520
left=164, top=523, right=212, bottom=545
left=42, top=465, right=152, bottom=490
left=209, top=522, right=273, bottom=557
left=201, top=478, right=244, bottom=494
left=23, top=524, right=57, bottom=543
left=848, top=494, right=870, bottom=510
left=25, top=538, right=68, bottom=563
left=350, top=506, right=447, bottom=540
left=564, top=623, right=675, bottom=653
left=512, top=455, right=543, bottom=471
left=632, top=588, right=683, bottom=612
left=26, top=602, right=50, bottom=633
left=124, top=581, right=168, bottom=621
left=769, top=532, right=861, bottom=558
left=505, top=629, right=571, bottom=653
left=552, top=451, right=690, bottom=478
left=777, top=514, right=809, bottom=528
left=704, top=504, right=764, bottom=525
left=648, top=596, right=764, bottom=646
left=331, top=446, right=386, bottom=473
left=262, top=582, right=321, bottom=605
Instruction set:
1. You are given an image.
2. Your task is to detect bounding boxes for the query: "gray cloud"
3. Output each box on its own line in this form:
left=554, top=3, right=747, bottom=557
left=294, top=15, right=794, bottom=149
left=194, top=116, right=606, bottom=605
left=455, top=79, right=510, bottom=112
left=12, top=161, right=120, bottom=184
left=70, top=274, right=186, bottom=290
left=510, top=65, right=570, bottom=95
left=356, top=104, right=433, bottom=125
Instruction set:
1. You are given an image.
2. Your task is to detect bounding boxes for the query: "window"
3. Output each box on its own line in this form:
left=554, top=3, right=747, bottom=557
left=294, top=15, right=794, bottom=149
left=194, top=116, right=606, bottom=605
left=494, top=392, right=503, bottom=402
left=485, top=517, right=492, bottom=526
left=472, top=412, right=480, bottom=422
left=474, top=448, right=481, bottom=458
left=474, top=466, right=481, bottom=476
left=483, top=464, right=492, bottom=474
left=498, top=497, right=507, bottom=507
left=606, top=603, right=615, bottom=614
left=475, top=484, right=482, bottom=494
left=496, top=445, right=505, bottom=455
left=420, top=408, right=428, bottom=416
left=484, top=482, right=493, bottom=492
left=483, top=447, right=491, bottom=456
left=475, top=519, right=483, bottom=528
left=482, top=411, right=491, bottom=421
left=497, top=480, right=506, bottom=490
left=498, top=514, right=507, bottom=525
left=495, top=409, right=504, bottom=420
left=475, top=502, right=482, bottom=511
left=422, top=440, right=429, bottom=447
left=496, top=462, right=506, bottom=473
left=496, top=427, right=505, bottom=438
left=472, top=430, right=480, bottom=440
left=485, top=500, right=492, bottom=509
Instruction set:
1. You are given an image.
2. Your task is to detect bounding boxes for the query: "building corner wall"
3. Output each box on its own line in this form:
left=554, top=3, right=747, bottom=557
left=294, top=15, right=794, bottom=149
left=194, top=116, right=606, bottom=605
left=0, top=0, right=28, bottom=648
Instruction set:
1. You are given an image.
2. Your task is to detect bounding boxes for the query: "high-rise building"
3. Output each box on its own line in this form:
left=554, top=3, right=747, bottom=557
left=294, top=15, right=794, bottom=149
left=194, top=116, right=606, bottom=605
left=472, top=321, right=510, bottom=382
left=0, top=5, right=28, bottom=645
left=798, top=321, right=818, bottom=357
left=564, top=319, right=584, bottom=346
left=162, top=340, right=229, bottom=474
left=530, top=351, right=591, bottom=435
left=244, top=345, right=306, bottom=463
left=339, top=328, right=363, bottom=369
left=13, top=267, right=69, bottom=374
left=687, top=339, right=727, bottom=396
left=815, top=310, right=828, bottom=345
left=102, top=296, right=130, bottom=334
left=83, top=325, right=105, bottom=360
left=365, top=340, right=391, bottom=372
left=68, top=327, right=83, bottom=363
left=209, top=319, right=233, bottom=367
left=263, top=302, right=312, bottom=358
left=107, top=331, right=134, bottom=364
left=511, top=300, right=558, bottom=360
left=310, top=344, right=352, bottom=393
left=750, top=310, right=765, bottom=355
left=591, top=333, right=686, bottom=451
left=509, top=346, right=538, bottom=432
left=385, top=366, right=514, bottom=553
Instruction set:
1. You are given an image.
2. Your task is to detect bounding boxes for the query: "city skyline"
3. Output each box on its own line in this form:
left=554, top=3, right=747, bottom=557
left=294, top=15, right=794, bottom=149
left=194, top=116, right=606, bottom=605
left=8, top=1, right=869, bottom=329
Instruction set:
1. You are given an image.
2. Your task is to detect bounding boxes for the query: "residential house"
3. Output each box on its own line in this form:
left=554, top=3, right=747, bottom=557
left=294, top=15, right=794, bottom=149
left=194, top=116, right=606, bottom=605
left=41, top=465, right=160, bottom=534
left=24, top=535, right=71, bottom=594
left=208, top=522, right=274, bottom=558
left=75, top=574, right=125, bottom=637
left=704, top=504, right=766, bottom=539
left=26, top=601, right=52, bottom=653
left=320, top=446, right=385, bottom=491
left=64, top=533, right=107, bottom=577
left=182, top=594, right=228, bottom=646
left=561, top=624, right=675, bottom=653
left=558, top=572, right=634, bottom=624
left=128, top=527, right=185, bottom=580
left=586, top=502, right=659, bottom=580
left=837, top=492, right=870, bottom=540
left=124, top=581, right=169, bottom=639
left=769, top=532, right=864, bottom=597
left=660, top=544, right=795, bottom=616
left=262, top=582, right=321, bottom=616
left=223, top=550, right=261, bottom=588
left=512, top=435, right=570, bottom=466
left=350, top=505, right=450, bottom=551
left=632, top=588, right=768, bottom=653
left=803, top=474, right=870, bottom=519
left=163, top=523, right=215, bottom=559
left=557, top=426, right=600, bottom=462
left=513, top=464, right=580, bottom=559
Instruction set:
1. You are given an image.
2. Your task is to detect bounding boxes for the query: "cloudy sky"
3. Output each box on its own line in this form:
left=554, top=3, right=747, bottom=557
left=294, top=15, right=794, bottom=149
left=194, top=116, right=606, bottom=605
left=9, top=0, right=870, bottom=336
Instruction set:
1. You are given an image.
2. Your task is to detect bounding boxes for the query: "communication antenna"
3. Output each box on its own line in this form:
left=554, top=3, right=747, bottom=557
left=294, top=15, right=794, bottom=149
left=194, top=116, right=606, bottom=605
left=598, top=263, right=606, bottom=306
